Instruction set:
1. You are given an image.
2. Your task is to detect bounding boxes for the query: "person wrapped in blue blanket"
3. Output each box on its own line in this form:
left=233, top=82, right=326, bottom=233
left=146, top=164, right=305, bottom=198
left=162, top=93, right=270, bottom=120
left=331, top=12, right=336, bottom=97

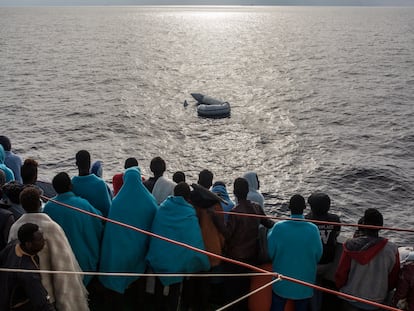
left=146, top=182, right=210, bottom=311
left=99, top=167, right=158, bottom=309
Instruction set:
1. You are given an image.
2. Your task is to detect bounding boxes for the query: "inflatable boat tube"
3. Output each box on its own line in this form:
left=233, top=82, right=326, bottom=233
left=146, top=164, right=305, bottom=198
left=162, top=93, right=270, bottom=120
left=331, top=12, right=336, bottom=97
left=197, top=102, right=231, bottom=118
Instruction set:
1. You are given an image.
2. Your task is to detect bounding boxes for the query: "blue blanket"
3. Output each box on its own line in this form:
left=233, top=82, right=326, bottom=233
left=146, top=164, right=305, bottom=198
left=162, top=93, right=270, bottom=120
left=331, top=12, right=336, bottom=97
left=99, top=167, right=158, bottom=293
left=146, top=195, right=210, bottom=286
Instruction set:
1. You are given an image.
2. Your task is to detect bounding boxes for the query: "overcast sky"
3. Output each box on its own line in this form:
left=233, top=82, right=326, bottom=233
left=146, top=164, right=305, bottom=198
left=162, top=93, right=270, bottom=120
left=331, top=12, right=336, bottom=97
left=1, top=0, right=413, bottom=5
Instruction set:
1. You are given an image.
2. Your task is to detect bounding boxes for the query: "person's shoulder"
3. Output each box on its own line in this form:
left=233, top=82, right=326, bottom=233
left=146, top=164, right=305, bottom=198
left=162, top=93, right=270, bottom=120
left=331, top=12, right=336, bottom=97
left=327, top=212, right=340, bottom=221
left=384, top=239, right=399, bottom=252
left=0, top=206, right=13, bottom=217
left=271, top=219, right=289, bottom=230
left=0, top=241, right=16, bottom=257
left=9, top=151, right=22, bottom=161
left=308, top=221, right=321, bottom=231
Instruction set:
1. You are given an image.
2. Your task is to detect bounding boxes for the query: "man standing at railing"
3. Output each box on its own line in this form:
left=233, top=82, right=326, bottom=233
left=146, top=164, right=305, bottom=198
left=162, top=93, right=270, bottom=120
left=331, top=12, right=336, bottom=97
left=335, top=208, right=400, bottom=311
left=0, top=223, right=55, bottom=311
left=267, top=194, right=323, bottom=311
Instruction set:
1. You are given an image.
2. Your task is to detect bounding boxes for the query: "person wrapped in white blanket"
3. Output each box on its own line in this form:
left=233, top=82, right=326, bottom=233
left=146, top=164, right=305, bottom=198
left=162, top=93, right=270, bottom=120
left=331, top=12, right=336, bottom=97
left=8, top=186, right=89, bottom=311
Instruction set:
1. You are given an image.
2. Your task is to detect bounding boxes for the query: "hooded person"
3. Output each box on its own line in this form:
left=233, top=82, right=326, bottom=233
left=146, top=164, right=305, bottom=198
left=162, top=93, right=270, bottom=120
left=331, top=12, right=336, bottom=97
left=0, top=136, right=21, bottom=183
left=211, top=181, right=235, bottom=224
left=335, top=208, right=400, bottom=310
left=146, top=182, right=210, bottom=310
left=242, top=171, right=264, bottom=208
left=147, top=182, right=210, bottom=286
left=0, top=145, right=15, bottom=183
left=0, top=170, right=15, bottom=251
left=99, top=167, right=158, bottom=295
left=152, top=176, right=176, bottom=205
left=90, top=160, right=113, bottom=199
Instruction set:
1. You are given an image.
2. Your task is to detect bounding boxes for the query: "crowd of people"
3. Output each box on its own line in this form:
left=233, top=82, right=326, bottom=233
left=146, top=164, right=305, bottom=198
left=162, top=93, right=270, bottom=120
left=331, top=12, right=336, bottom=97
left=0, top=134, right=412, bottom=311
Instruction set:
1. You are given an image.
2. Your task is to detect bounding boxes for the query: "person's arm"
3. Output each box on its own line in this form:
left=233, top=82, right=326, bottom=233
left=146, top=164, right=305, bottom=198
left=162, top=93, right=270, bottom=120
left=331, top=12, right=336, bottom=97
left=210, top=203, right=227, bottom=237
left=388, top=251, right=401, bottom=290
left=335, top=245, right=351, bottom=289
left=21, top=272, right=56, bottom=311
left=256, top=204, right=274, bottom=229
left=392, top=264, right=410, bottom=305
left=332, top=214, right=341, bottom=238
left=3, top=213, right=14, bottom=246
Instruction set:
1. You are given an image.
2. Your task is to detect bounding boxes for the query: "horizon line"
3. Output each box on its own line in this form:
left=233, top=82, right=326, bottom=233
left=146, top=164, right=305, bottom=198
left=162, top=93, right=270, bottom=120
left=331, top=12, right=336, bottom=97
left=1, top=3, right=413, bottom=6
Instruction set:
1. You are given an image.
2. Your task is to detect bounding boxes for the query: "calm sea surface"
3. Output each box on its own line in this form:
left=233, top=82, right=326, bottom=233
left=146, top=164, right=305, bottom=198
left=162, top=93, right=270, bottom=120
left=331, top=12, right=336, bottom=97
left=0, top=6, right=413, bottom=244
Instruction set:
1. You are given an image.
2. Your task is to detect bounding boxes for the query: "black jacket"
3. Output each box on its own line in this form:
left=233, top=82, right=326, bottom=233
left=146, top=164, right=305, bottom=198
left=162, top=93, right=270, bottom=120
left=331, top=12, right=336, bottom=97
left=306, top=212, right=341, bottom=264
left=0, top=242, right=55, bottom=311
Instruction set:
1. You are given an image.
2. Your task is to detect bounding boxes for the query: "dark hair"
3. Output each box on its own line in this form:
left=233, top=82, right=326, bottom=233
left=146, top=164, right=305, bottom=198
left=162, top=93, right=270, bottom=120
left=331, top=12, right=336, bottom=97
left=19, top=187, right=41, bottom=212
left=308, top=192, right=331, bottom=216
left=150, top=157, right=166, bottom=177
left=0, top=136, right=11, bottom=151
left=233, top=177, right=249, bottom=200
left=124, top=157, right=138, bottom=169
left=172, top=171, right=186, bottom=183
left=174, top=182, right=191, bottom=200
left=52, top=172, right=72, bottom=194
left=75, top=150, right=91, bottom=169
left=198, top=169, right=213, bottom=189
left=21, top=158, right=39, bottom=185
left=362, top=208, right=383, bottom=236
left=289, top=194, right=306, bottom=215
left=18, top=223, right=39, bottom=244
left=2, top=181, right=25, bottom=204
left=363, top=208, right=383, bottom=227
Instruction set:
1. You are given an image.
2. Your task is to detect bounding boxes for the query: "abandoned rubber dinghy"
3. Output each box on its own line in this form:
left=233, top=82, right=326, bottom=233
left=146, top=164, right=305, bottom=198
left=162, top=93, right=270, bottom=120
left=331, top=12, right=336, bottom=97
left=191, top=93, right=231, bottom=118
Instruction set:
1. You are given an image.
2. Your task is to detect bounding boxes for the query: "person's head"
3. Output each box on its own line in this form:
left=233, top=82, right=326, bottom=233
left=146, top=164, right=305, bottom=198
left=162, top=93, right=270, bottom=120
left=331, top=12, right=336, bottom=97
left=90, top=160, right=103, bottom=178
left=52, top=172, right=72, bottom=194
left=213, top=181, right=225, bottom=188
left=124, top=157, right=138, bottom=169
left=242, top=171, right=260, bottom=190
left=362, top=208, right=383, bottom=237
left=21, top=158, right=39, bottom=185
left=19, top=186, right=42, bottom=213
left=2, top=181, right=25, bottom=204
left=233, top=177, right=249, bottom=201
left=212, top=181, right=229, bottom=198
left=149, top=157, right=166, bottom=177
left=18, top=223, right=45, bottom=255
left=174, top=182, right=191, bottom=202
left=289, top=194, right=306, bottom=215
left=75, top=150, right=91, bottom=174
left=307, top=192, right=331, bottom=216
left=198, top=169, right=213, bottom=189
left=0, top=136, right=11, bottom=151
left=172, top=171, right=186, bottom=184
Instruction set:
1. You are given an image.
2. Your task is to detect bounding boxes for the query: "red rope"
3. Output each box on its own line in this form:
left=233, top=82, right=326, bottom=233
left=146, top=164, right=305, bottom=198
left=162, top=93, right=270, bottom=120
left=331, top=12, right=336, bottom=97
left=41, top=195, right=402, bottom=311
left=216, top=210, right=414, bottom=233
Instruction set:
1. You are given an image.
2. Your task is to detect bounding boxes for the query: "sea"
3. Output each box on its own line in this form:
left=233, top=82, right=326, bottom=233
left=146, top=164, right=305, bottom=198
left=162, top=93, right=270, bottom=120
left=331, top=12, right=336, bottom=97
left=0, top=5, right=413, bottom=245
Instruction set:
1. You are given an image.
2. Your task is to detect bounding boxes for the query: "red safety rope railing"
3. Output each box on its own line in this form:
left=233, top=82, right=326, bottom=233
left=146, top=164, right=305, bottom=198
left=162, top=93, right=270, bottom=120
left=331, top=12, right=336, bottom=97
left=40, top=195, right=403, bottom=311
left=216, top=210, right=414, bottom=233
